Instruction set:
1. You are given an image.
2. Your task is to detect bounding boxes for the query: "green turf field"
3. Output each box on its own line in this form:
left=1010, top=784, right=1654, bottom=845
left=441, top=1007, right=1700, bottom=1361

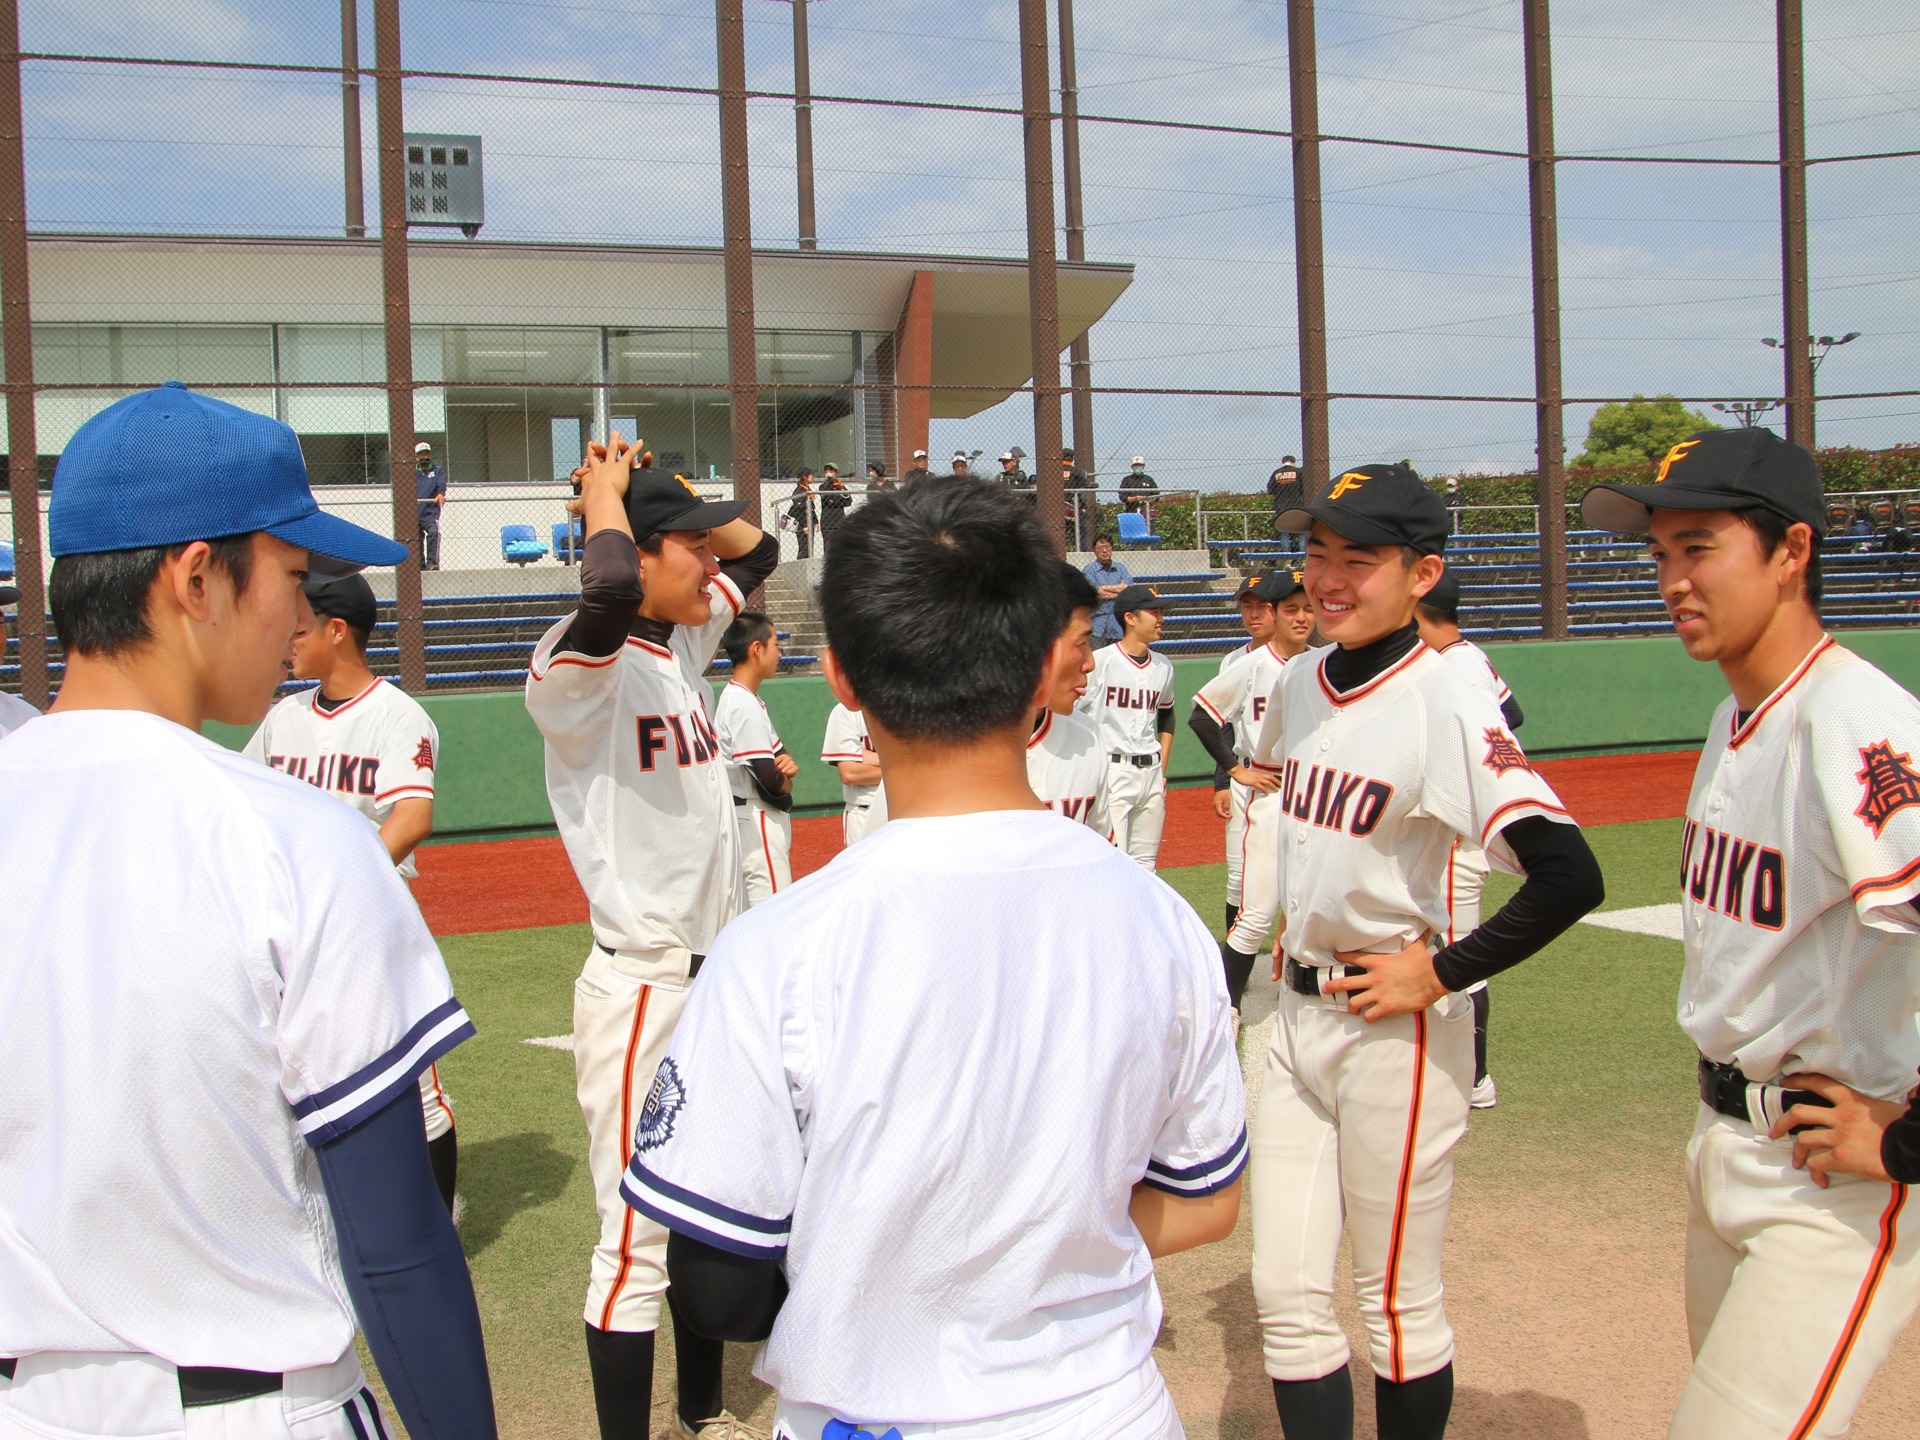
left=401, top=817, right=1691, bottom=1438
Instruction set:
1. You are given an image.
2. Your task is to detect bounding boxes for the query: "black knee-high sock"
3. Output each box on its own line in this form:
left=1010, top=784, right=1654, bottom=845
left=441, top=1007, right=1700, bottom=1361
left=1272, top=1366, right=1353, bottom=1440
left=1225, top=901, right=1241, bottom=935
left=583, top=1324, right=656, bottom=1440
left=1375, top=1364, right=1453, bottom=1440
left=669, top=1289, right=726, bottom=1427
left=427, top=1128, right=458, bottom=1215
left=1470, top=986, right=1490, bottom=1084
left=1220, top=940, right=1257, bottom=1011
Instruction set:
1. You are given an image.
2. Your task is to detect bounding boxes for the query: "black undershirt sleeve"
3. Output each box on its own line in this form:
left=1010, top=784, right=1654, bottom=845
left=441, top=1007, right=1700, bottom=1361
left=719, top=532, right=780, bottom=599
left=1501, top=695, right=1525, bottom=730
left=1883, top=906, right=1920, bottom=1183
left=1156, top=704, right=1176, bottom=740
left=664, top=1231, right=789, bottom=1342
left=1431, top=815, right=1605, bottom=990
left=745, top=756, right=793, bottom=812
left=557, top=531, right=644, bottom=657
left=1189, top=704, right=1241, bottom=774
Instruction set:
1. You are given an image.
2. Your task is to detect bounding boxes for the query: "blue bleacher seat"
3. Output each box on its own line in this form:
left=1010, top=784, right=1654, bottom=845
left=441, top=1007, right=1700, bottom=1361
left=501, top=524, right=549, bottom=566
left=1117, top=511, right=1161, bottom=549
left=552, top=522, right=583, bottom=563
left=0, top=539, right=13, bottom=578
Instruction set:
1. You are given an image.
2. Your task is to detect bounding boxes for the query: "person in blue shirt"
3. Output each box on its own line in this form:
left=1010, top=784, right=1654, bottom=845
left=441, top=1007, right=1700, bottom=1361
left=415, top=440, right=448, bottom=570
left=1082, top=535, right=1132, bottom=648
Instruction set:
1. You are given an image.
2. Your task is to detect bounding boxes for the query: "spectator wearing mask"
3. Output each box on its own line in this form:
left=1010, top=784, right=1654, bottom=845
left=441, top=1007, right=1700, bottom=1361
left=1119, top=457, right=1159, bottom=517
left=819, top=465, right=853, bottom=545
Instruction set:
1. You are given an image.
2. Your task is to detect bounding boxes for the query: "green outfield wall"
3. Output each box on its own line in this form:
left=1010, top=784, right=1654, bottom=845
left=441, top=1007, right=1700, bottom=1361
left=203, top=627, right=1920, bottom=837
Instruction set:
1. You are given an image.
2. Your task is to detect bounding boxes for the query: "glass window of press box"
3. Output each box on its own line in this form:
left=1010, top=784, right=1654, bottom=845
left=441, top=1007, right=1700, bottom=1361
left=14, top=323, right=896, bottom=485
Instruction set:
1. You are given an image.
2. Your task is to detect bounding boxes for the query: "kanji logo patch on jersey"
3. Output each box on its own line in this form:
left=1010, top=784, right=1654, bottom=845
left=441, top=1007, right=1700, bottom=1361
left=1482, top=728, right=1532, bottom=776
left=634, top=1056, right=686, bottom=1153
left=1854, top=739, right=1920, bottom=837
left=413, top=736, right=435, bottom=771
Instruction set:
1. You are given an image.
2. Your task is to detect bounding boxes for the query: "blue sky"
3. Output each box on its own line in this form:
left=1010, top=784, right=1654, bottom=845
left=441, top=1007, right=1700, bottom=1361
left=18, top=0, right=1918, bottom=486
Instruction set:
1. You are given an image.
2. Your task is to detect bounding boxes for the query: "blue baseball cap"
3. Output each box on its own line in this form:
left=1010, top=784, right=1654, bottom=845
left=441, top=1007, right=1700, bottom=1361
left=49, top=383, right=410, bottom=574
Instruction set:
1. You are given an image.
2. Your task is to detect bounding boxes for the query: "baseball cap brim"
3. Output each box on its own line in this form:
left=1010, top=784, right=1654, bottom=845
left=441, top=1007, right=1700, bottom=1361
left=0, top=585, right=18, bottom=607
left=1275, top=502, right=1410, bottom=548
left=267, top=509, right=411, bottom=576
left=1581, top=483, right=1746, bottom=535
left=655, top=497, right=748, bottom=534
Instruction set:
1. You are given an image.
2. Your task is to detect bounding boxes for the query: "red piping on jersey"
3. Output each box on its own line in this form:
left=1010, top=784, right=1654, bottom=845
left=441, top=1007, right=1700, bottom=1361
left=626, top=636, right=673, bottom=661
left=600, top=984, right=654, bottom=1331
left=1479, top=796, right=1572, bottom=844
left=1194, top=691, right=1227, bottom=725
left=1851, top=853, right=1920, bottom=904
left=1116, top=646, right=1153, bottom=670
left=1028, top=712, right=1054, bottom=751
left=1382, top=1011, right=1428, bottom=1382
left=310, top=680, right=382, bottom=720
left=1728, top=635, right=1835, bottom=752
left=1446, top=843, right=1457, bottom=945
left=530, top=648, right=621, bottom=682
left=758, top=810, right=780, bottom=894
left=1316, top=643, right=1429, bottom=707
left=715, top=573, right=744, bottom=619
left=1788, top=1183, right=1906, bottom=1440
left=376, top=783, right=435, bottom=804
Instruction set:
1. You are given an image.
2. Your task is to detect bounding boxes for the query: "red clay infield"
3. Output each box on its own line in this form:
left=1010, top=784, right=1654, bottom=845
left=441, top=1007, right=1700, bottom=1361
left=412, top=749, right=1700, bottom=937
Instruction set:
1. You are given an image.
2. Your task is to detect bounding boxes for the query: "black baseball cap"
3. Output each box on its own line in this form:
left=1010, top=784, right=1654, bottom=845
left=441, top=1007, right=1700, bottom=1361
left=1114, top=583, right=1166, bottom=618
left=625, top=471, right=746, bottom=543
left=1236, top=569, right=1305, bottom=603
left=0, top=585, right=18, bottom=608
left=1421, top=567, right=1461, bottom=619
left=1276, top=463, right=1449, bottom=555
left=303, top=573, right=378, bottom=635
left=1580, top=428, right=1825, bottom=537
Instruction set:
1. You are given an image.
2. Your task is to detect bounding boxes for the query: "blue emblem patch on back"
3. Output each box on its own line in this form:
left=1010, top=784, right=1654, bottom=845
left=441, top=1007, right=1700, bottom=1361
left=634, top=1057, right=686, bottom=1153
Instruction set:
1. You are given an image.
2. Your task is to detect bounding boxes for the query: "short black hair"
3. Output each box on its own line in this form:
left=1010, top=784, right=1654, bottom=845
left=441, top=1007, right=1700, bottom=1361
left=821, top=477, right=1061, bottom=742
left=1416, top=596, right=1458, bottom=624
left=1740, top=506, right=1824, bottom=609
left=1059, top=561, right=1097, bottom=625
left=1093, top=534, right=1114, bottom=547
left=721, top=610, right=776, bottom=667
left=50, top=535, right=256, bottom=658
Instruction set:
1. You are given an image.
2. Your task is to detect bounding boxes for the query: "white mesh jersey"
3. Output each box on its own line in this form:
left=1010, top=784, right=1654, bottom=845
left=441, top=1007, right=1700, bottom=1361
left=1678, top=637, right=1920, bottom=1098
left=1434, top=638, right=1512, bottom=708
left=525, top=575, right=745, bottom=956
left=243, top=679, right=439, bottom=878
left=0, top=691, right=37, bottom=738
left=714, top=679, right=786, bottom=805
left=0, top=711, right=471, bottom=1365
left=1079, top=645, right=1175, bottom=757
left=1252, top=644, right=1572, bottom=966
left=1026, top=709, right=1111, bottom=834
left=1216, top=639, right=1256, bottom=677
left=821, top=702, right=887, bottom=821
left=623, top=812, right=1245, bottom=1424
left=1194, top=640, right=1295, bottom=762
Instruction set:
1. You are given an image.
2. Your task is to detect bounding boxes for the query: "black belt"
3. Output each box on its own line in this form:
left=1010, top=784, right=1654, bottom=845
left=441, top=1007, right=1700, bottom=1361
left=732, top=795, right=747, bottom=807
left=1284, top=957, right=1364, bottom=997
left=0, top=1360, right=279, bottom=1405
left=1109, top=752, right=1158, bottom=768
left=1697, top=1056, right=1833, bottom=1133
left=597, top=942, right=705, bottom=978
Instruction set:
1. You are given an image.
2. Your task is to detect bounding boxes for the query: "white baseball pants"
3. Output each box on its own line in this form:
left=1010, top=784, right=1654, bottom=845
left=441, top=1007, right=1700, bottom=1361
left=843, top=798, right=884, bottom=847
left=737, top=802, right=793, bottom=909
left=574, top=941, right=696, bottom=1333
left=1224, top=779, right=1251, bottom=906
left=1105, top=758, right=1166, bottom=870
left=0, top=1350, right=381, bottom=1439
left=1227, top=788, right=1283, bottom=956
left=1670, top=1105, right=1920, bottom=1439
left=1250, top=984, right=1474, bottom=1384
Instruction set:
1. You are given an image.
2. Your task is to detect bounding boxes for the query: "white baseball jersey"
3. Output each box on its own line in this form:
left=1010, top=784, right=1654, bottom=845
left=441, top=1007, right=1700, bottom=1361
left=1217, top=639, right=1256, bottom=677
left=1080, top=645, right=1175, bottom=758
left=1434, top=637, right=1512, bottom=710
left=821, top=702, right=887, bottom=824
left=0, top=711, right=471, bottom=1366
left=243, top=679, right=439, bottom=879
left=1026, top=709, right=1111, bottom=834
left=714, top=679, right=786, bottom=806
left=1194, top=640, right=1294, bottom=762
left=623, top=812, right=1245, bottom=1424
left=525, top=574, right=745, bottom=956
left=0, top=690, right=37, bottom=738
left=1678, top=637, right=1920, bottom=1098
left=1253, top=644, right=1571, bottom=966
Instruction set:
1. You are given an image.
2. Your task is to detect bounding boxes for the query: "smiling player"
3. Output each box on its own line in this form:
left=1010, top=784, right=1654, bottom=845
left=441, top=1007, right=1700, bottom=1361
left=1027, top=563, right=1111, bottom=834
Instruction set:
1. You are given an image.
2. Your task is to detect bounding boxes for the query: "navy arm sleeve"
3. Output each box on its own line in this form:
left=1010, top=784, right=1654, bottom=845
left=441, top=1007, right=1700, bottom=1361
left=555, top=531, right=643, bottom=658
left=665, top=1230, right=789, bottom=1342
left=1189, top=704, right=1240, bottom=774
left=1431, top=815, right=1604, bottom=990
left=746, top=756, right=794, bottom=812
left=313, top=1090, right=498, bottom=1439
left=1501, top=695, right=1525, bottom=730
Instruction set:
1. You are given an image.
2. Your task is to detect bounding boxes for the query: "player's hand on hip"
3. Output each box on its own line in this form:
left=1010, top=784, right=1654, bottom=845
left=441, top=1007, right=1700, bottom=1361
left=1326, top=937, right=1446, bottom=1022
left=1231, top=764, right=1281, bottom=796
left=1771, top=1072, right=1902, bottom=1186
left=1212, top=789, right=1232, bottom=820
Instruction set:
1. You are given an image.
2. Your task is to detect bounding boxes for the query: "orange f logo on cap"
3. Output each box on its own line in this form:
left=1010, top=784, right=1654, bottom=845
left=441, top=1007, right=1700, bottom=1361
left=1655, top=439, right=1702, bottom=483
left=1328, top=470, right=1371, bottom=500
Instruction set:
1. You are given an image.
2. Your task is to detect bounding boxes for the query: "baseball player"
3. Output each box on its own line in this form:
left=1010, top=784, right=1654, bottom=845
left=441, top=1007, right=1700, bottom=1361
left=1213, top=574, right=1281, bottom=932
left=1248, top=464, right=1602, bottom=1440
left=715, top=611, right=797, bottom=906
left=0, top=586, right=37, bottom=737
left=1414, top=568, right=1524, bottom=1111
left=524, top=434, right=778, bottom=1440
left=1583, top=428, right=1920, bottom=1440
left=1026, top=563, right=1111, bottom=834
left=1189, top=571, right=1315, bottom=1012
left=1078, top=584, right=1174, bottom=869
left=0, top=384, right=492, bottom=1438
left=821, top=699, right=887, bottom=843
left=244, top=571, right=460, bottom=1209
left=624, top=476, right=1245, bottom=1440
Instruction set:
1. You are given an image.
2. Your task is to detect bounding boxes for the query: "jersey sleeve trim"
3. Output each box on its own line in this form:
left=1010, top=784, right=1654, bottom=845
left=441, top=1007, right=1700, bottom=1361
left=1194, top=691, right=1229, bottom=725
left=1480, top=796, right=1573, bottom=843
left=375, top=783, right=435, bottom=804
left=1851, top=854, right=1920, bottom=903
left=621, top=1159, right=792, bottom=1261
left=713, top=572, right=745, bottom=619
left=529, top=646, right=622, bottom=683
left=821, top=750, right=866, bottom=763
left=291, top=997, right=475, bottom=1145
left=1143, top=1125, right=1248, bottom=1196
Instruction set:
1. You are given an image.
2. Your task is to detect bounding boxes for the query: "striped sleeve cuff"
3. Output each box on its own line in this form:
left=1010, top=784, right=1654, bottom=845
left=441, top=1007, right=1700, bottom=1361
left=622, top=1160, right=792, bottom=1261
left=1143, top=1126, right=1248, bottom=1196
left=291, top=997, right=475, bottom=1145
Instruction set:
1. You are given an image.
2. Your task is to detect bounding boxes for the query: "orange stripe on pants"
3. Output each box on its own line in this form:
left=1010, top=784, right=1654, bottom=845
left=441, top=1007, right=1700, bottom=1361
left=1788, top=1183, right=1907, bottom=1440
left=597, top=984, right=653, bottom=1332
left=1381, top=1010, right=1428, bottom=1383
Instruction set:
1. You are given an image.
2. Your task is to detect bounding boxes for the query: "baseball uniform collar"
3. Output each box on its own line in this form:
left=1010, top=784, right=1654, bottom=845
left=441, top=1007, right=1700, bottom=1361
left=1727, top=634, right=1835, bottom=751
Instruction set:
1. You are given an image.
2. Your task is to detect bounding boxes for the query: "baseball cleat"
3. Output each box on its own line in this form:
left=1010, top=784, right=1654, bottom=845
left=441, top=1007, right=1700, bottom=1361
left=669, top=1413, right=771, bottom=1440
left=1471, top=1075, right=1498, bottom=1109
